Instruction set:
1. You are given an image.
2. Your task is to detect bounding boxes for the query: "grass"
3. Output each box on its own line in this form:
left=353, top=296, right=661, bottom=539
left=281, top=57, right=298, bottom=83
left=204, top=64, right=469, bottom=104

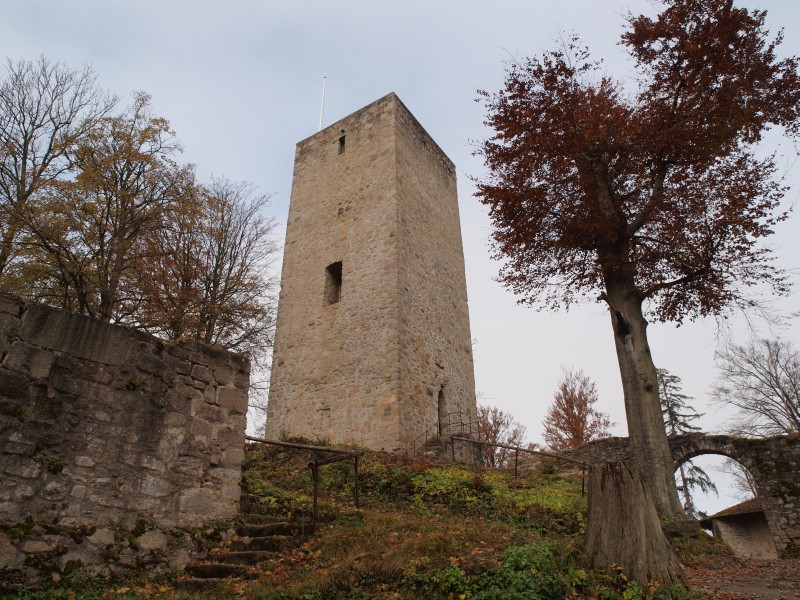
left=2, top=444, right=726, bottom=599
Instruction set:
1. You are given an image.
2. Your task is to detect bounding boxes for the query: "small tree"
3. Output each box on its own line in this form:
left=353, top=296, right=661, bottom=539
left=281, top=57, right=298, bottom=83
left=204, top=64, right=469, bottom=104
left=657, top=368, right=717, bottom=517
left=712, top=338, right=800, bottom=437
left=543, top=368, right=613, bottom=451
left=476, top=403, right=527, bottom=467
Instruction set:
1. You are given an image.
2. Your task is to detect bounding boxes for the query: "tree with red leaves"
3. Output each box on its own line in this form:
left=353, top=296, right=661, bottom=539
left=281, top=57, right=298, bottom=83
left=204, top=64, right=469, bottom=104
left=477, top=403, right=528, bottom=467
left=543, top=368, right=613, bottom=451
left=477, top=0, right=800, bottom=517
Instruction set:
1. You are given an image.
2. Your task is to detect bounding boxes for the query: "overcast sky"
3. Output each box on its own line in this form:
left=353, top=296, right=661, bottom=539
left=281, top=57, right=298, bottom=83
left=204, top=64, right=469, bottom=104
left=4, top=0, right=799, bottom=514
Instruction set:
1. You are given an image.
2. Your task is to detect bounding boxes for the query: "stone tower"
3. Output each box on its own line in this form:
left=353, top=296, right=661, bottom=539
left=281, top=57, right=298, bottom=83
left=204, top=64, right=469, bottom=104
left=266, top=93, right=477, bottom=452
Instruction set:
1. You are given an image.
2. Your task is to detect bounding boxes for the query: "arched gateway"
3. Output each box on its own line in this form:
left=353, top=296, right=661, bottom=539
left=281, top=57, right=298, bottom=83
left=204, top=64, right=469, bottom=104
left=560, top=432, right=800, bottom=557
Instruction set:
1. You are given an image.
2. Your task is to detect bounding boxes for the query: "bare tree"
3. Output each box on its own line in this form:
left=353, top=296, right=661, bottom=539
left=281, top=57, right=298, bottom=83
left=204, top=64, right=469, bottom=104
left=135, top=176, right=278, bottom=360
left=712, top=338, right=800, bottom=437
left=0, top=56, right=115, bottom=280
left=543, top=368, right=613, bottom=451
left=716, top=459, right=758, bottom=500
left=476, top=403, right=527, bottom=467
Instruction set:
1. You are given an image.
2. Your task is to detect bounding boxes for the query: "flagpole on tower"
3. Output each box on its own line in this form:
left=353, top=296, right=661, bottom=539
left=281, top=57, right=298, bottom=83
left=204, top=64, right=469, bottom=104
left=318, top=76, right=327, bottom=131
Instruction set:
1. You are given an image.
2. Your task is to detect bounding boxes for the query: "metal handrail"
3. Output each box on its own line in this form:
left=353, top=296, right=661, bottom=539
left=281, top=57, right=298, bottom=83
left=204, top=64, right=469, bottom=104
left=451, top=436, right=588, bottom=495
left=245, top=435, right=362, bottom=532
left=410, top=410, right=480, bottom=455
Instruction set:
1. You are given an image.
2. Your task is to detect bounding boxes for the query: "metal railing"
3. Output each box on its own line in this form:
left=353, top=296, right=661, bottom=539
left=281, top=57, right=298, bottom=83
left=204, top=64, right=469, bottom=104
left=245, top=435, right=362, bottom=533
left=410, top=410, right=480, bottom=456
left=451, top=436, right=589, bottom=495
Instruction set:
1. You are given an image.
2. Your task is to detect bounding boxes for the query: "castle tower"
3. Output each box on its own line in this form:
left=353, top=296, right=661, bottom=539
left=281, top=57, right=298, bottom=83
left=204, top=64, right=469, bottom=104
left=266, top=93, right=477, bottom=452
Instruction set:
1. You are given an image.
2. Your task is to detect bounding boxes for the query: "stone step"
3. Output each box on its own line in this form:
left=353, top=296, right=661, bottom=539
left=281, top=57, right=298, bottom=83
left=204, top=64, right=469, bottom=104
left=239, top=513, right=287, bottom=524
left=208, top=550, right=278, bottom=565
left=238, top=500, right=281, bottom=515
left=174, top=577, right=229, bottom=592
left=238, top=522, right=299, bottom=537
left=228, top=536, right=302, bottom=552
left=229, top=535, right=297, bottom=552
left=184, top=562, right=255, bottom=579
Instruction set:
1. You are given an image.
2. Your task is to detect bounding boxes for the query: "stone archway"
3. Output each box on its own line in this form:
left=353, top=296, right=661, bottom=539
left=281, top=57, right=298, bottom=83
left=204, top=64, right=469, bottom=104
left=559, top=432, right=800, bottom=557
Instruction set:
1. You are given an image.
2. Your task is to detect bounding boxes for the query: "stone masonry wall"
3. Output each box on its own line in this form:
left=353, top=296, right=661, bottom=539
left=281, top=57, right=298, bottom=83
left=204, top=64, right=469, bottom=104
left=395, top=95, right=477, bottom=446
left=0, top=293, right=249, bottom=533
left=267, top=93, right=477, bottom=452
left=266, top=94, right=403, bottom=450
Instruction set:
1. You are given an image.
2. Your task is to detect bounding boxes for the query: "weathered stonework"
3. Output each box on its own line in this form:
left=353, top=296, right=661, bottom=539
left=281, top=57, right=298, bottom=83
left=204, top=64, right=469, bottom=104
left=266, top=93, right=477, bottom=452
left=555, top=433, right=800, bottom=557
left=0, top=294, right=249, bottom=582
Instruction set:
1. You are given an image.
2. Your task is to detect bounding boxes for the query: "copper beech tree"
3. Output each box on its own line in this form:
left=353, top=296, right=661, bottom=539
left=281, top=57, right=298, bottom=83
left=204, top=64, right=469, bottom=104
left=543, top=368, right=613, bottom=451
left=477, top=0, right=800, bottom=517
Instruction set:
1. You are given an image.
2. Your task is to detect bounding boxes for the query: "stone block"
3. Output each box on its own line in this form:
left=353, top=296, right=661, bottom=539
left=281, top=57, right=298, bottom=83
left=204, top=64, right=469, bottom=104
left=165, top=383, right=201, bottom=413
left=195, top=401, right=225, bottom=422
left=136, top=353, right=167, bottom=377
left=0, top=293, right=23, bottom=315
left=220, top=484, right=241, bottom=501
left=217, top=386, right=248, bottom=414
left=213, top=426, right=243, bottom=447
left=177, top=487, right=235, bottom=525
left=137, top=530, right=168, bottom=552
left=1, top=296, right=253, bottom=545
left=1, top=341, right=55, bottom=380
left=0, top=368, right=28, bottom=400
left=0, top=455, right=41, bottom=479
left=208, top=467, right=241, bottom=484
left=164, top=411, right=187, bottom=426
left=0, top=500, right=20, bottom=520
left=172, top=458, right=205, bottom=478
left=140, top=456, right=165, bottom=473
left=0, top=533, right=22, bottom=569
left=213, top=365, right=235, bottom=386
left=22, top=535, right=67, bottom=553
left=40, top=481, right=68, bottom=501
left=13, top=483, right=35, bottom=500
left=190, top=364, right=214, bottom=384
left=87, top=528, right=116, bottom=546
left=121, top=474, right=174, bottom=498
left=221, top=448, right=245, bottom=467
left=20, top=303, right=142, bottom=366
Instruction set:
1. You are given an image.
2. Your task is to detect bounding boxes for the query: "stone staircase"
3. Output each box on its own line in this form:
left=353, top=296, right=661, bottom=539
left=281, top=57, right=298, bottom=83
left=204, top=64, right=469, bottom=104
left=177, top=490, right=311, bottom=589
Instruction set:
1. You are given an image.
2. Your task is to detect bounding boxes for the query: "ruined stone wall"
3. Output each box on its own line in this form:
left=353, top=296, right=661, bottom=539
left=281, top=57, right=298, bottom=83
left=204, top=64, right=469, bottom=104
left=557, top=433, right=800, bottom=557
left=0, top=293, right=248, bottom=536
left=267, top=93, right=477, bottom=452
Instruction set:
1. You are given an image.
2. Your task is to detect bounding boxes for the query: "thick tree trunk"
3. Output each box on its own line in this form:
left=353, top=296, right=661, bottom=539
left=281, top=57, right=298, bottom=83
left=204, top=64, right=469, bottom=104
left=605, top=279, right=683, bottom=518
left=585, top=462, right=685, bottom=586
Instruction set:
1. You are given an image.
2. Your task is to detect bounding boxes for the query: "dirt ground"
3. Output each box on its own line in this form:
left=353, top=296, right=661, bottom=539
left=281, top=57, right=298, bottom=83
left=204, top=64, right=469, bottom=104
left=686, top=559, right=800, bottom=599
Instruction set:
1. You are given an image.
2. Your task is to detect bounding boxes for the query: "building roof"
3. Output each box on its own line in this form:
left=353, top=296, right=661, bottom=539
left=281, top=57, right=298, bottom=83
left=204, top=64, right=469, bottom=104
left=699, top=497, right=763, bottom=528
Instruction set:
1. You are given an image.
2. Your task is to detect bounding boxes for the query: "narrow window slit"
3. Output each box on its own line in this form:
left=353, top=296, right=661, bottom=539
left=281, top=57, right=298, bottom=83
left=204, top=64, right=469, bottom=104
left=338, top=135, right=346, bottom=154
left=325, top=261, right=343, bottom=305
